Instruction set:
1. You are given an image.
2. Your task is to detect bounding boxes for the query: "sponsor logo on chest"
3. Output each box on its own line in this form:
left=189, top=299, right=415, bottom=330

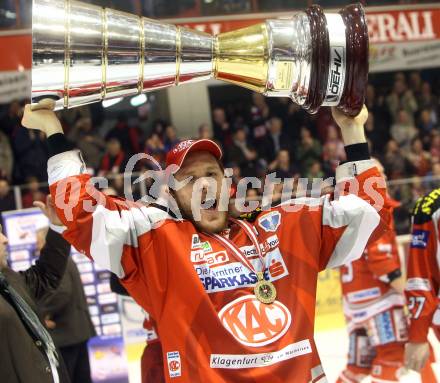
left=190, top=250, right=229, bottom=267
left=194, top=250, right=289, bottom=293
left=190, top=233, right=288, bottom=294
left=218, top=295, right=292, bottom=347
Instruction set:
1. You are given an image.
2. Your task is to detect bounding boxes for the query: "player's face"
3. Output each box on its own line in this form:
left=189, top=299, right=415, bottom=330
left=0, top=225, right=8, bottom=270
left=174, top=152, right=228, bottom=233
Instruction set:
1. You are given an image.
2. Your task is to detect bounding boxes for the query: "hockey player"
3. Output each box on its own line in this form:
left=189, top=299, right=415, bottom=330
left=337, top=178, right=407, bottom=382
left=338, top=161, right=437, bottom=383
left=404, top=189, right=440, bottom=374
left=22, top=103, right=389, bottom=383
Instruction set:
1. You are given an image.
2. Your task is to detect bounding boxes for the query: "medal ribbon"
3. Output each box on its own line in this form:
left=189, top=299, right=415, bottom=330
left=204, top=218, right=266, bottom=278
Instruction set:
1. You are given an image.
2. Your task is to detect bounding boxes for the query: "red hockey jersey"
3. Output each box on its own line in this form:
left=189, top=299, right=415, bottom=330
left=406, top=189, right=440, bottom=342
left=340, top=201, right=404, bottom=322
left=48, top=150, right=389, bottom=383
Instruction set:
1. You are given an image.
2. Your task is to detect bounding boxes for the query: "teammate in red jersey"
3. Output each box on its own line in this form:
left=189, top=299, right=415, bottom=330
left=404, top=189, right=440, bottom=374
left=22, top=102, right=389, bottom=383
left=337, top=161, right=437, bottom=383
left=337, top=192, right=407, bottom=382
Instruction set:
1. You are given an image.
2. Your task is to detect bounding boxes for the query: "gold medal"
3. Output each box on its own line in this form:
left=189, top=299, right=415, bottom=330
left=254, top=272, right=277, bottom=304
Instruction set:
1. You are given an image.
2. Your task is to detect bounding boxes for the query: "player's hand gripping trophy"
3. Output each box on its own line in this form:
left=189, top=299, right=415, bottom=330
left=31, top=0, right=368, bottom=118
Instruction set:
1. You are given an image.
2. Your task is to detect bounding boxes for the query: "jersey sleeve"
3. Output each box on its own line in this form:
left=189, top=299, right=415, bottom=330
left=405, top=217, right=440, bottom=342
left=366, top=225, right=401, bottom=280
left=47, top=150, right=171, bottom=284
left=319, top=159, right=390, bottom=270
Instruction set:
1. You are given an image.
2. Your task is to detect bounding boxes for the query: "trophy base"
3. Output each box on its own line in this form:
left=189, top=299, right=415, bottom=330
left=302, top=3, right=368, bottom=117
left=303, top=5, right=329, bottom=115
left=336, top=3, right=369, bottom=117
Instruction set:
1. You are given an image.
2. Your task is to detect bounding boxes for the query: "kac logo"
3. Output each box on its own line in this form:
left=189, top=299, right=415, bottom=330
left=218, top=295, right=291, bottom=347
left=169, top=361, right=180, bottom=372
left=258, top=211, right=281, bottom=233
left=167, top=351, right=182, bottom=378
left=410, top=230, right=430, bottom=249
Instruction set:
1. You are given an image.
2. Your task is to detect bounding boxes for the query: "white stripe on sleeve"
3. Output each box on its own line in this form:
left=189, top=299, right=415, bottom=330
left=47, top=149, right=86, bottom=186
left=89, top=204, right=175, bottom=277
left=323, top=193, right=380, bottom=269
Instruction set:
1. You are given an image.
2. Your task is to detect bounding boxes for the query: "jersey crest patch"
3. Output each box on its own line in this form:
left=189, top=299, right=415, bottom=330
left=258, top=211, right=281, bottom=233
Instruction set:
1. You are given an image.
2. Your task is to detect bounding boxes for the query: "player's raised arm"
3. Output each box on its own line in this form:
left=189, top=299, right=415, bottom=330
left=21, top=102, right=170, bottom=280
left=318, top=106, right=390, bottom=270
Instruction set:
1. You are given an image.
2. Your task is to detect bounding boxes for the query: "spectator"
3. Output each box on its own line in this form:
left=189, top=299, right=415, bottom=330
left=390, top=109, right=418, bottom=151
left=67, top=117, right=105, bottom=170
left=417, top=81, right=438, bottom=112
left=268, top=150, right=298, bottom=179
left=258, top=116, right=291, bottom=163
left=0, top=197, right=70, bottom=383
left=425, top=162, right=440, bottom=190
left=144, top=133, right=166, bottom=166
left=37, top=224, right=96, bottom=383
left=365, top=84, right=391, bottom=153
left=13, top=127, right=48, bottom=183
left=386, top=77, right=418, bottom=123
left=198, top=123, right=212, bottom=140
left=283, top=102, right=311, bottom=143
left=0, top=100, right=22, bottom=136
left=409, top=71, right=422, bottom=99
left=382, top=139, right=411, bottom=179
left=212, top=107, right=232, bottom=147
left=322, top=125, right=345, bottom=168
left=105, top=113, right=140, bottom=155
left=407, top=137, right=431, bottom=177
left=0, top=129, right=13, bottom=180
left=98, top=138, right=127, bottom=176
left=249, top=93, right=269, bottom=141
left=430, top=131, right=440, bottom=161
left=305, top=160, right=324, bottom=181
left=151, top=118, right=167, bottom=139
left=246, top=188, right=259, bottom=203
left=295, top=127, right=322, bottom=175
left=163, top=125, right=179, bottom=152
left=59, top=105, right=91, bottom=134
left=22, top=176, right=47, bottom=209
left=418, top=108, right=437, bottom=138
left=0, top=178, right=16, bottom=214
left=229, top=162, right=242, bottom=186
left=109, top=175, right=125, bottom=198
left=365, top=84, right=391, bottom=136
left=227, top=127, right=258, bottom=177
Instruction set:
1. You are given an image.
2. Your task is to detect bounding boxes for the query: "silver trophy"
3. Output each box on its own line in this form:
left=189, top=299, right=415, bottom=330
left=32, top=0, right=368, bottom=116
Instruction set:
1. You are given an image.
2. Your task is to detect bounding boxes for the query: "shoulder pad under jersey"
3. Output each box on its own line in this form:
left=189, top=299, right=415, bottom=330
left=412, top=188, right=440, bottom=224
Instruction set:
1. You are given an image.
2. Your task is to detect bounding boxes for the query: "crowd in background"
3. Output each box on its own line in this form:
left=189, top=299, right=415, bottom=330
left=0, top=70, right=439, bottom=233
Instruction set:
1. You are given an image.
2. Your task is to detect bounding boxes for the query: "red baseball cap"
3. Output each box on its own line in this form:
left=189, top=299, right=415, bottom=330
left=166, top=139, right=223, bottom=168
